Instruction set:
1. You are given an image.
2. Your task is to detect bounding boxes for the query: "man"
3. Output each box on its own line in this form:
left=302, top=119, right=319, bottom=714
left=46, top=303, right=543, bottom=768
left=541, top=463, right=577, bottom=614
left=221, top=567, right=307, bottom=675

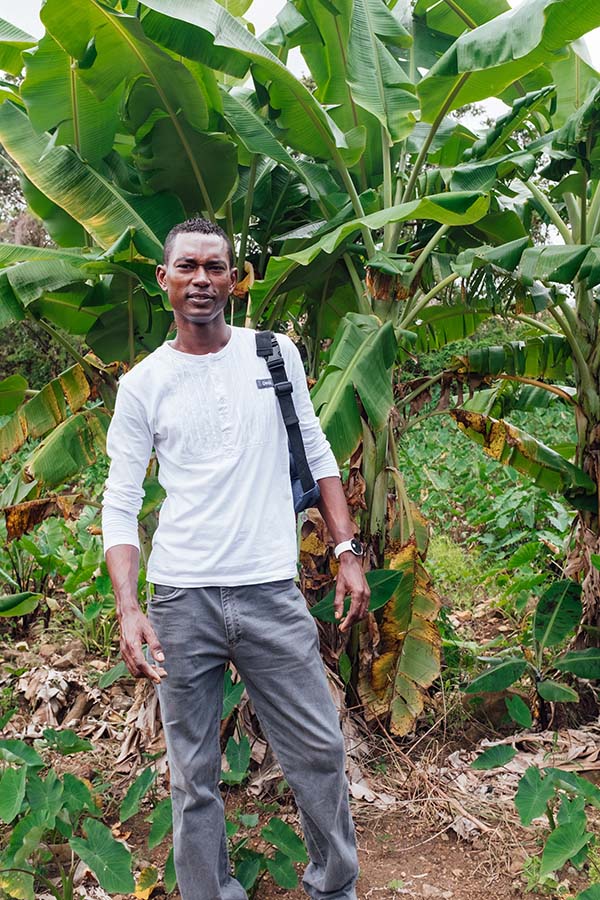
left=102, top=217, right=370, bottom=900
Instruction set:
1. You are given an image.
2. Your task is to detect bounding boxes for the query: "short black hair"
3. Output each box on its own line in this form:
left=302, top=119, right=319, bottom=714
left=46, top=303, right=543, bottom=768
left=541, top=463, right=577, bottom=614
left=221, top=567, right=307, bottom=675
left=163, top=217, right=234, bottom=267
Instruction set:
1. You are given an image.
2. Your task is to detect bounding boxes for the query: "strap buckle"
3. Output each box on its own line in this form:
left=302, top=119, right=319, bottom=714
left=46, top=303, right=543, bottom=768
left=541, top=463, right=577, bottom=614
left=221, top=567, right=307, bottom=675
left=274, top=380, right=293, bottom=397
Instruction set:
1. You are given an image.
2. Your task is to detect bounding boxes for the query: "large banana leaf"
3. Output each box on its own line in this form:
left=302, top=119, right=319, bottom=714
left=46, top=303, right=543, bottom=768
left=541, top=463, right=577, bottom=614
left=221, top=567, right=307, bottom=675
left=141, top=0, right=362, bottom=165
left=0, top=365, right=91, bottom=461
left=287, top=192, right=490, bottom=266
left=0, top=17, right=35, bottom=74
left=450, top=409, right=596, bottom=508
left=549, top=42, right=600, bottom=128
left=346, top=0, right=417, bottom=145
left=311, top=314, right=397, bottom=463
left=455, top=238, right=600, bottom=290
left=21, top=33, right=121, bottom=167
left=417, top=0, right=600, bottom=123
left=0, top=100, right=182, bottom=256
left=20, top=176, right=86, bottom=248
left=400, top=304, right=493, bottom=356
left=24, top=408, right=110, bottom=492
left=413, top=0, right=510, bottom=38
left=358, top=540, right=441, bottom=736
left=290, top=0, right=385, bottom=182
left=456, top=335, right=572, bottom=381
left=42, top=0, right=236, bottom=218
left=462, top=85, right=555, bottom=163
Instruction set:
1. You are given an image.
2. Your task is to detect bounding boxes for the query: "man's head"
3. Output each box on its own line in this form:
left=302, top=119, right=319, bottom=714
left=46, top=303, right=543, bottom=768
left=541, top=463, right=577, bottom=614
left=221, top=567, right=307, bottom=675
left=156, top=218, right=237, bottom=329
left=163, top=218, right=234, bottom=268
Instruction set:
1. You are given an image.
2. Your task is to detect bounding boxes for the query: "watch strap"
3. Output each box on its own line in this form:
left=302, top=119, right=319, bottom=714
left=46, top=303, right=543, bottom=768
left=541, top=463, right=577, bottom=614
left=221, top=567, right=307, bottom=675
left=334, top=539, right=357, bottom=558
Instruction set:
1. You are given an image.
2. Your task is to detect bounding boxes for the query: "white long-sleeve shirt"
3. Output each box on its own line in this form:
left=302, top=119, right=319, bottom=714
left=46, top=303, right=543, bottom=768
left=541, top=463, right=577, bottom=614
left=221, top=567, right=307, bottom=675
left=101, top=326, right=339, bottom=586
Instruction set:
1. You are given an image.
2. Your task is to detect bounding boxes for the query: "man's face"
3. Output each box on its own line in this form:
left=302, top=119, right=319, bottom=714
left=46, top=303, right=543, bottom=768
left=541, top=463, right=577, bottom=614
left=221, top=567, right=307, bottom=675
left=156, top=232, right=237, bottom=326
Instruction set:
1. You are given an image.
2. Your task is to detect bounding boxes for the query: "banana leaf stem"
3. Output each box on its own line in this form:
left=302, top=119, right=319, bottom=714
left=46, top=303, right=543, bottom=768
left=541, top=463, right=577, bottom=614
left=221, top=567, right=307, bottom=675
left=332, top=149, right=377, bottom=258
left=387, top=155, right=407, bottom=252
left=30, top=314, right=96, bottom=382
left=494, top=373, right=576, bottom=405
left=225, top=199, right=235, bottom=248
left=397, top=372, right=445, bottom=410
left=441, top=0, right=477, bottom=27
left=399, top=271, right=459, bottom=330
left=523, top=179, right=572, bottom=244
left=237, top=155, right=258, bottom=279
left=563, top=192, right=580, bottom=242
left=409, top=223, right=450, bottom=286
left=343, top=253, right=371, bottom=314
left=388, top=466, right=414, bottom=536
left=515, top=314, right=558, bottom=335
left=548, top=305, right=595, bottom=402
left=587, top=180, right=600, bottom=238
left=402, top=73, right=470, bottom=204
left=382, top=127, right=393, bottom=251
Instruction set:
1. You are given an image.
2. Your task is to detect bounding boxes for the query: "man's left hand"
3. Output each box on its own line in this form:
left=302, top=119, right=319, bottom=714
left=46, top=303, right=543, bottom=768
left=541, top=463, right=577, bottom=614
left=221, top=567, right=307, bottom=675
left=334, top=554, right=370, bottom=633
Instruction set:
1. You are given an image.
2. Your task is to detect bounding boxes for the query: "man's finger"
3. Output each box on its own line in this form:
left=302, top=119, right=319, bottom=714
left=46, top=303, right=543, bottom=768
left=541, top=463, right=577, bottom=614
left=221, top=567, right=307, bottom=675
left=145, top=625, right=165, bottom=663
left=333, top=586, right=346, bottom=621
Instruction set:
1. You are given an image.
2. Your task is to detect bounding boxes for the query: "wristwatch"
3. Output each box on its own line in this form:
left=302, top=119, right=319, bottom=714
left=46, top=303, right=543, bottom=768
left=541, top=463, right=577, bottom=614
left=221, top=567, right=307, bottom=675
left=334, top=537, right=364, bottom=559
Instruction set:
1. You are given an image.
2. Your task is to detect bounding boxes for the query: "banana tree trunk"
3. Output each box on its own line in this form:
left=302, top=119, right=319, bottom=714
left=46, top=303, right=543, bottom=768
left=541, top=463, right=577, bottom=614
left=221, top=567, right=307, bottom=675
left=569, top=306, right=600, bottom=644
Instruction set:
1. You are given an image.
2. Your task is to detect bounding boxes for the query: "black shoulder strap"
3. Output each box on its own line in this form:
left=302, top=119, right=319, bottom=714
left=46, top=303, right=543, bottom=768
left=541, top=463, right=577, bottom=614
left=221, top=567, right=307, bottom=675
left=256, top=331, right=315, bottom=493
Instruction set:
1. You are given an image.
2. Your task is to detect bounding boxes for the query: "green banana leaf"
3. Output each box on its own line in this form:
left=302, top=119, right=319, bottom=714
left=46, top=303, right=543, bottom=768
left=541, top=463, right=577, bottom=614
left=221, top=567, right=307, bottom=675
left=21, top=33, right=121, bottom=168
left=289, top=0, right=385, bottom=183
left=0, top=17, right=35, bottom=74
left=413, top=0, right=510, bottom=38
left=450, top=408, right=596, bottom=508
left=20, top=176, right=86, bottom=247
left=24, top=408, right=110, bottom=491
left=142, top=0, right=364, bottom=166
left=533, top=580, right=582, bottom=653
left=346, top=0, right=417, bottom=145
left=456, top=335, right=573, bottom=380
left=401, top=305, right=492, bottom=356
left=0, top=100, right=183, bottom=256
left=311, top=314, right=397, bottom=463
left=549, top=42, right=600, bottom=128
left=42, top=0, right=237, bottom=219
left=358, top=540, right=441, bottom=736
left=0, top=375, right=27, bottom=416
left=463, top=86, right=555, bottom=163
left=287, top=192, right=490, bottom=266
left=418, top=0, right=600, bottom=123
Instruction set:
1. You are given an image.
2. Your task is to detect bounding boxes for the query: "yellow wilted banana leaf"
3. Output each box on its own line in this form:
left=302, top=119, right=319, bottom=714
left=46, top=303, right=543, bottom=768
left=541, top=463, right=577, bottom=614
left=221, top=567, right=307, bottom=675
left=359, top=541, right=441, bottom=736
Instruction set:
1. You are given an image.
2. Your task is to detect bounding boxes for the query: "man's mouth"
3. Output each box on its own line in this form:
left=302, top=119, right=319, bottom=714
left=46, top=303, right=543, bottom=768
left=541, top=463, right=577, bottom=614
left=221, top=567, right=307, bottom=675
left=187, top=294, right=213, bottom=302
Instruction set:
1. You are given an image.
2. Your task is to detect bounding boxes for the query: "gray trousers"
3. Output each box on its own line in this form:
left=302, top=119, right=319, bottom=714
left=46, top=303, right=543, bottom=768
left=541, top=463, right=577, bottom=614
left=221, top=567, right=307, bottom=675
left=148, top=579, right=359, bottom=900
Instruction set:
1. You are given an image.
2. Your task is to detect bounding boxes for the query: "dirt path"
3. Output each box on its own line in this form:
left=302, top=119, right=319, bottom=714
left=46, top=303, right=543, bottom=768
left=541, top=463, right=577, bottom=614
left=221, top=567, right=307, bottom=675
left=251, top=809, right=519, bottom=900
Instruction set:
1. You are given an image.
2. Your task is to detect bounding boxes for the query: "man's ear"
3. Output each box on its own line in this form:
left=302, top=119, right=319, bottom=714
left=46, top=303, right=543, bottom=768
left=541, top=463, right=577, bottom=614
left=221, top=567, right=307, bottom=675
left=229, top=266, right=238, bottom=294
left=156, top=264, right=167, bottom=291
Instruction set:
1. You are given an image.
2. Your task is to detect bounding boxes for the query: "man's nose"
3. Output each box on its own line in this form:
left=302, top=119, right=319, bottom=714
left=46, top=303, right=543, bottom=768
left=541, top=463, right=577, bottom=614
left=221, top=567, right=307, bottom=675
left=192, top=266, right=210, bottom=284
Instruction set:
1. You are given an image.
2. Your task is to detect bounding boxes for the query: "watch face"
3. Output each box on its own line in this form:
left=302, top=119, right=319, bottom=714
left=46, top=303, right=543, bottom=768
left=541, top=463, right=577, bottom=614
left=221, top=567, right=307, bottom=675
left=350, top=538, right=364, bottom=556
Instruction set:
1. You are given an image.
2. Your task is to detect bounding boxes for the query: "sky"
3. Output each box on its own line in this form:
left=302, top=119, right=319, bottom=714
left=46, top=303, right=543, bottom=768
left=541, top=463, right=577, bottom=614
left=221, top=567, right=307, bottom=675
left=4, top=0, right=600, bottom=111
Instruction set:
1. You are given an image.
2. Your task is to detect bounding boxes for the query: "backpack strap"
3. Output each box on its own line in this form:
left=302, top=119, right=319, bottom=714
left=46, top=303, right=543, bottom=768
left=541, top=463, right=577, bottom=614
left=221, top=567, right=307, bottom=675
left=256, top=331, right=316, bottom=494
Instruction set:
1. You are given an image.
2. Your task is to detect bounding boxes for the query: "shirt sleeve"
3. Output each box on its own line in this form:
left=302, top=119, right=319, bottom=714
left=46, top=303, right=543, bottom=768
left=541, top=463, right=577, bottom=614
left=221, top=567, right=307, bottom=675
left=281, top=336, right=340, bottom=482
left=101, top=377, right=154, bottom=555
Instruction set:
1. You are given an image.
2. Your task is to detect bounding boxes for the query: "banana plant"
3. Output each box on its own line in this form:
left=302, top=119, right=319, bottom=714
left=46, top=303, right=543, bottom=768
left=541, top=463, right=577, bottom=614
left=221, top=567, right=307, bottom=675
left=1, top=0, right=600, bottom=733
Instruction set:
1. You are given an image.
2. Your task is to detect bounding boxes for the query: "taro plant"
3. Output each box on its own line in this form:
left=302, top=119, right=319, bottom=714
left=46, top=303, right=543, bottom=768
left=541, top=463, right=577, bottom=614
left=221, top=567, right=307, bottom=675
left=2, top=0, right=600, bottom=738
left=465, top=579, right=600, bottom=728
left=0, top=732, right=135, bottom=900
left=122, top=760, right=309, bottom=897
left=471, top=755, right=600, bottom=897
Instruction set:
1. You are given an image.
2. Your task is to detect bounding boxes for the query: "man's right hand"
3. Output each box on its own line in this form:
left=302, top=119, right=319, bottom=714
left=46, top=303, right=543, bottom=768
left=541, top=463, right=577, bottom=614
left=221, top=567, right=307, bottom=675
left=119, top=608, right=167, bottom=684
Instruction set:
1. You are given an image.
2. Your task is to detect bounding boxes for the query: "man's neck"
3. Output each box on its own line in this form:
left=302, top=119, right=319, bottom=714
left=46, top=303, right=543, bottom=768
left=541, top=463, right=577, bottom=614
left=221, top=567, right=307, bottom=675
left=171, top=317, right=231, bottom=355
